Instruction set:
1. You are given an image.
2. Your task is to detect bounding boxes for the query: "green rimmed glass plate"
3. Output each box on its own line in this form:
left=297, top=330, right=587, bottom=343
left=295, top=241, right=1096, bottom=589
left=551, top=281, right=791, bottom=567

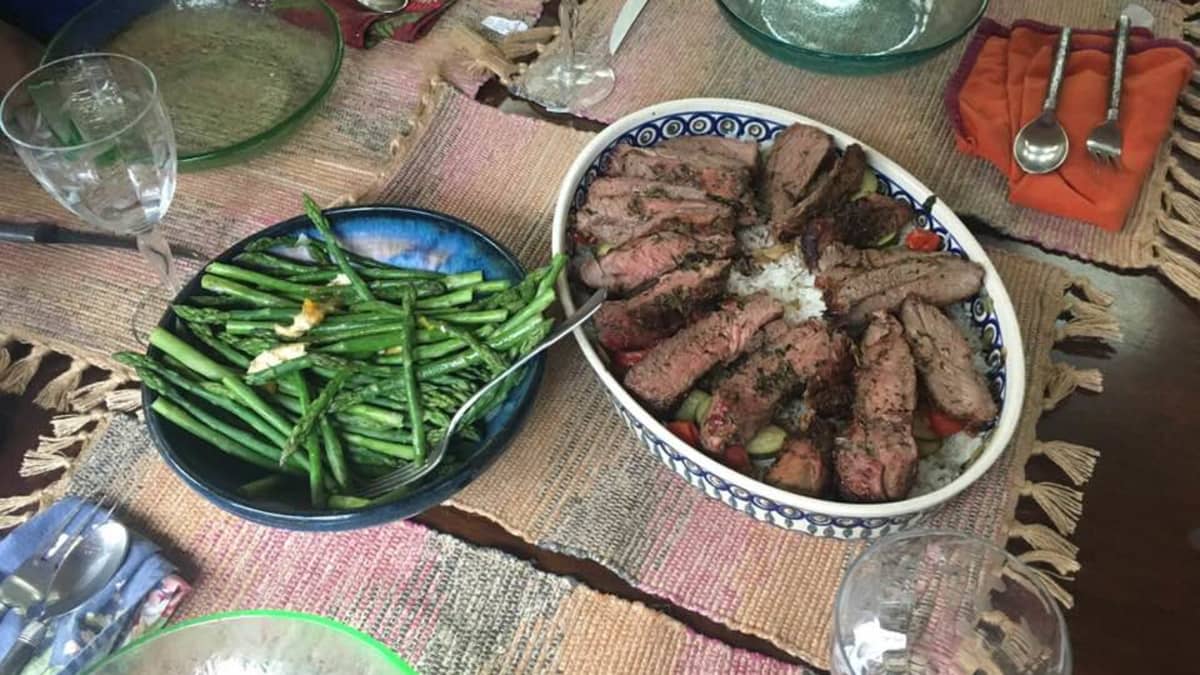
left=716, top=0, right=988, bottom=75
left=45, top=0, right=344, bottom=171
left=84, top=610, right=416, bottom=674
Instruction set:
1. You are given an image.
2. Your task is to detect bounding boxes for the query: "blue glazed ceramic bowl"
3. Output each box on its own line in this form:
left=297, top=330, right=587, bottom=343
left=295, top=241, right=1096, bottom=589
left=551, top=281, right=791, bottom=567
left=552, top=100, right=1025, bottom=539
left=144, top=206, right=545, bottom=530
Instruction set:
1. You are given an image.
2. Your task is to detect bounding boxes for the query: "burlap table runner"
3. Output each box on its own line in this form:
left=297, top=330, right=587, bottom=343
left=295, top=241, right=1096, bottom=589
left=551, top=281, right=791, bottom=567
left=343, top=83, right=1113, bottom=668
left=60, top=414, right=808, bottom=674
left=528, top=0, right=1200, bottom=300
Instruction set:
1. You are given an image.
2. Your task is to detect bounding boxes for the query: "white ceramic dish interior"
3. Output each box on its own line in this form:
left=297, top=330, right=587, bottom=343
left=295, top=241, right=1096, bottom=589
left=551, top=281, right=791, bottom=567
left=551, top=99, right=1025, bottom=539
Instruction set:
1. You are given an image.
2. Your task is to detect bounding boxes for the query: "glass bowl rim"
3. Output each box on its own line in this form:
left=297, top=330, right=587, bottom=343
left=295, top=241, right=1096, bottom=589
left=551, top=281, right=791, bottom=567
left=716, top=0, right=990, bottom=62
left=0, top=52, right=162, bottom=153
left=831, top=528, right=1072, bottom=672
left=83, top=609, right=417, bottom=674
left=41, top=0, right=346, bottom=168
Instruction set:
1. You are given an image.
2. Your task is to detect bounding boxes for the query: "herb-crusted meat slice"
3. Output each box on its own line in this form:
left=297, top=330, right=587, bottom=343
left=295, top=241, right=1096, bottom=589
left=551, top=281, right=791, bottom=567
left=624, top=293, right=783, bottom=412
left=699, top=320, right=852, bottom=453
left=763, top=124, right=835, bottom=220
left=773, top=143, right=868, bottom=243
left=575, top=230, right=737, bottom=295
left=606, top=143, right=754, bottom=204
left=574, top=195, right=736, bottom=247
left=835, top=312, right=919, bottom=502
left=900, top=297, right=998, bottom=430
left=594, top=259, right=732, bottom=351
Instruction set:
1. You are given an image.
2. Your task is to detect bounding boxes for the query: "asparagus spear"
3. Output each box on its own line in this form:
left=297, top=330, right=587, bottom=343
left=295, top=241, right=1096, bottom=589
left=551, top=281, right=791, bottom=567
left=303, top=194, right=374, bottom=302
left=281, top=370, right=351, bottom=462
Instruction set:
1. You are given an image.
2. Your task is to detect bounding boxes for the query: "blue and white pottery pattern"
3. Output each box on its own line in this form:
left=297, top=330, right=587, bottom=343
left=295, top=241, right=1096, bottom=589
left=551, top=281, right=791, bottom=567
left=562, top=107, right=1014, bottom=539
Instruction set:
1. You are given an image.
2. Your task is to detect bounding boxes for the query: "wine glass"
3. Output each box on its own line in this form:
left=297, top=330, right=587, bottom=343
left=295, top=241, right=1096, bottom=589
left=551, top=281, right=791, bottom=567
left=833, top=530, right=1071, bottom=675
left=1, top=53, right=178, bottom=288
left=511, top=0, right=615, bottom=113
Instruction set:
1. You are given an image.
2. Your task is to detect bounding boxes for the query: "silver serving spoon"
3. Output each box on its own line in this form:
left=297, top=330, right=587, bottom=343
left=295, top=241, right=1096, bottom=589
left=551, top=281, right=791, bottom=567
left=0, top=520, right=130, bottom=675
left=1014, top=27, right=1072, bottom=175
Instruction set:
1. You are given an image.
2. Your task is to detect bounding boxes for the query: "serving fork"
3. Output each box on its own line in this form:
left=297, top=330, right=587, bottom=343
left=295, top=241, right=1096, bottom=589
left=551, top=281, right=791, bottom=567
left=358, top=288, right=607, bottom=498
left=1086, top=15, right=1131, bottom=166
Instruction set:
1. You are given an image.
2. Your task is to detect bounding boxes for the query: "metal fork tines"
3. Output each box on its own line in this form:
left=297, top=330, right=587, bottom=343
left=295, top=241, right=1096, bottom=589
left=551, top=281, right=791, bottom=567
left=1086, top=14, right=1131, bottom=166
left=358, top=288, right=607, bottom=499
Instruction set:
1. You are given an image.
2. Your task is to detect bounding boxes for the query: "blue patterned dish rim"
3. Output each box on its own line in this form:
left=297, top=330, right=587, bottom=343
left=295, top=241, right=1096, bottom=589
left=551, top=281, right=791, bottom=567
left=551, top=99, right=1025, bottom=534
left=143, top=205, right=545, bottom=531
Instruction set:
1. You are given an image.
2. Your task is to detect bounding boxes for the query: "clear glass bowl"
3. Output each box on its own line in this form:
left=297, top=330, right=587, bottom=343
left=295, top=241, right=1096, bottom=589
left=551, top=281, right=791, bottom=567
left=717, top=0, right=988, bottom=75
left=44, top=0, right=344, bottom=171
left=833, top=530, right=1071, bottom=674
left=85, top=610, right=415, bottom=674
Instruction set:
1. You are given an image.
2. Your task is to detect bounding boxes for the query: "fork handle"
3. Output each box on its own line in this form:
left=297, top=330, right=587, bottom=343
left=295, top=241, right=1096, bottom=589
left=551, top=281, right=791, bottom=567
left=1107, top=15, right=1131, bottom=121
left=0, top=620, right=45, bottom=675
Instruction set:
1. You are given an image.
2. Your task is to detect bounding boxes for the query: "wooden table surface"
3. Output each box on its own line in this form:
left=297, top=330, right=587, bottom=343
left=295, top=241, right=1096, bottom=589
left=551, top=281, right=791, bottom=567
left=4, top=26, right=1200, bottom=675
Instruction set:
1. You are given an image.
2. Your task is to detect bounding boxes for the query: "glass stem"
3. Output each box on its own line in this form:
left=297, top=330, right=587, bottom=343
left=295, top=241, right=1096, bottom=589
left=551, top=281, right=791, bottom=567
left=135, top=226, right=178, bottom=292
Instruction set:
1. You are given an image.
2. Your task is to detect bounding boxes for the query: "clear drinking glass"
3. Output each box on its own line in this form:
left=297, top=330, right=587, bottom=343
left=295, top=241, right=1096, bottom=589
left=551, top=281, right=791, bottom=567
left=511, top=0, right=615, bottom=113
left=833, top=530, right=1071, bottom=675
left=0, top=53, right=178, bottom=287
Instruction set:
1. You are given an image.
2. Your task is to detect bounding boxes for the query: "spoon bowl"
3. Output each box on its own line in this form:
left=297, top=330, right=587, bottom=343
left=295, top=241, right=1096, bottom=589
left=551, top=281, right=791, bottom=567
left=1013, top=110, right=1069, bottom=174
left=1012, top=27, right=1073, bottom=176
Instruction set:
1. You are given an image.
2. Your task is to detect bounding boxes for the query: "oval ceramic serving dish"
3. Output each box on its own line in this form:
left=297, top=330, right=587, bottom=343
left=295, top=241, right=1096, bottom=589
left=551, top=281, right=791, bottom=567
left=551, top=100, right=1025, bottom=539
left=144, top=206, right=545, bottom=530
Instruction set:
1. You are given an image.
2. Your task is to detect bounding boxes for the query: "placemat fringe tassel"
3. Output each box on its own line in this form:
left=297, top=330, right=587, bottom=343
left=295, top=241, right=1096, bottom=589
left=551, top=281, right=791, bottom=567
left=1019, top=481, right=1083, bottom=536
left=1009, top=521, right=1079, bottom=558
left=32, top=359, right=89, bottom=411
left=1056, top=294, right=1121, bottom=342
left=1042, top=361, right=1103, bottom=411
left=1032, top=440, right=1100, bottom=486
left=0, top=344, right=48, bottom=396
left=0, top=332, right=12, bottom=377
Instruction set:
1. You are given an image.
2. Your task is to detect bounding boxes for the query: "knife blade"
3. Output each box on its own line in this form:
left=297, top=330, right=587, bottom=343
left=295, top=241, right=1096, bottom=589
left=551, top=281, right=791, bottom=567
left=0, top=221, right=205, bottom=261
left=608, top=0, right=649, bottom=56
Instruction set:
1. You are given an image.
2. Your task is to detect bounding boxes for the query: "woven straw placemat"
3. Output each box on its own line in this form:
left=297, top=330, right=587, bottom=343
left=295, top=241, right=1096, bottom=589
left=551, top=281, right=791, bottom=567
left=62, top=414, right=808, bottom=674
left=346, top=83, right=1113, bottom=668
left=528, top=0, right=1200, bottom=300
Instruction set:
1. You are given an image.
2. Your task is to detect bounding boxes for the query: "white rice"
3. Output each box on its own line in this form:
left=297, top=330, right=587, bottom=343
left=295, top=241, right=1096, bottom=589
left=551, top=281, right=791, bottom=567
left=726, top=245, right=826, bottom=324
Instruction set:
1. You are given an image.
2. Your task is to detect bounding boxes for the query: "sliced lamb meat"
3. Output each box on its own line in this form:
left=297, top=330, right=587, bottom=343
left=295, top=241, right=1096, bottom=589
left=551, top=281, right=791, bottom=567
left=594, top=259, right=732, bottom=352
left=585, top=177, right=711, bottom=202
left=899, top=297, right=998, bottom=430
left=817, top=241, right=935, bottom=277
left=766, top=435, right=833, bottom=498
left=575, top=230, right=737, bottom=295
left=624, top=293, right=784, bottom=412
left=657, top=135, right=760, bottom=169
left=836, top=312, right=919, bottom=502
left=818, top=253, right=984, bottom=323
left=575, top=195, right=736, bottom=247
left=842, top=259, right=984, bottom=325
left=700, top=320, right=851, bottom=453
left=800, top=216, right=838, bottom=269
left=773, top=144, right=868, bottom=243
left=606, top=144, right=754, bottom=204
left=763, top=124, right=835, bottom=219
left=835, top=420, right=918, bottom=502
left=833, top=194, right=914, bottom=249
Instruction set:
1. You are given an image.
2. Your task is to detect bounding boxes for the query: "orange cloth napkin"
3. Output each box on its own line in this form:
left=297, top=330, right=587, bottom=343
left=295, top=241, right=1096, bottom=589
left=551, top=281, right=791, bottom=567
left=946, top=19, right=1195, bottom=232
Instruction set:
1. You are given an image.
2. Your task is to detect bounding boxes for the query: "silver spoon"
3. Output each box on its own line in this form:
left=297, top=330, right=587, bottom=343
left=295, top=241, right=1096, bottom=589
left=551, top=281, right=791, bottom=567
left=1014, top=27, right=1072, bottom=175
left=0, top=520, right=130, bottom=675
left=357, top=288, right=608, bottom=498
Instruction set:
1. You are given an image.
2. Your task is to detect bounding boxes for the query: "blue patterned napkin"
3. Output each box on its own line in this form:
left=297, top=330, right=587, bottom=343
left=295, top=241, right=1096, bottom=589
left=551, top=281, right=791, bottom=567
left=0, top=498, right=178, bottom=674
